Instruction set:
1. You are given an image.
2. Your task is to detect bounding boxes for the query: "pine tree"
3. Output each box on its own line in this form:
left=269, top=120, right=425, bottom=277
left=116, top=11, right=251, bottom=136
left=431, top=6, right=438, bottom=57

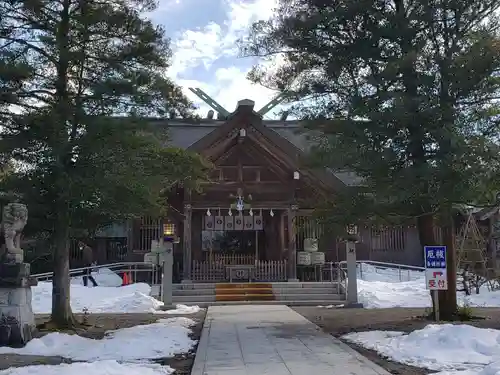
left=0, top=0, right=208, bottom=327
left=242, top=0, right=500, bottom=318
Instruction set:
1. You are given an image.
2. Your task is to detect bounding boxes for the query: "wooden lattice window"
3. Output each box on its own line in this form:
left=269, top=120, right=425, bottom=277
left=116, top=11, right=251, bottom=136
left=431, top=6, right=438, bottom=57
left=136, top=216, right=162, bottom=251
left=370, top=226, right=406, bottom=251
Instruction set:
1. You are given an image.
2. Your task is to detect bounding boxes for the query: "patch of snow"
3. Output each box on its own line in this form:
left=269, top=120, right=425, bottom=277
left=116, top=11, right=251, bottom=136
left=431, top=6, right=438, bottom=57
left=342, top=324, right=500, bottom=373
left=433, top=362, right=500, bottom=375
left=355, top=263, right=500, bottom=309
left=71, top=267, right=123, bottom=287
left=32, top=282, right=164, bottom=314
left=357, top=263, right=424, bottom=283
left=0, top=317, right=196, bottom=362
left=0, top=360, right=173, bottom=375
left=155, top=304, right=201, bottom=315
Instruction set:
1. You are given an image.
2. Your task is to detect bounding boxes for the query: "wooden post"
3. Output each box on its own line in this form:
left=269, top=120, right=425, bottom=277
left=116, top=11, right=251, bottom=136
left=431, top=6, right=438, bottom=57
left=288, top=205, right=298, bottom=281
left=433, top=290, right=440, bottom=321
left=182, top=203, right=192, bottom=282
left=279, top=210, right=286, bottom=259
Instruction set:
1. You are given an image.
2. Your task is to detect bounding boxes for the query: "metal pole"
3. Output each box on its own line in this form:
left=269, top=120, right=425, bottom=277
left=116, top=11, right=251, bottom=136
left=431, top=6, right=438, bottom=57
left=433, top=290, right=440, bottom=321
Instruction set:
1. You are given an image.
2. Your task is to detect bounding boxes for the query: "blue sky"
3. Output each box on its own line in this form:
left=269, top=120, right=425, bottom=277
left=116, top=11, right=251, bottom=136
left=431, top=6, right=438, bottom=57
left=148, top=0, right=285, bottom=119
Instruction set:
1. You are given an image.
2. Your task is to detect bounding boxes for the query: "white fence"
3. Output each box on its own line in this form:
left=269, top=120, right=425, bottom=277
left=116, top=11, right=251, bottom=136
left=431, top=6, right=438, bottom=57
left=191, top=260, right=288, bottom=282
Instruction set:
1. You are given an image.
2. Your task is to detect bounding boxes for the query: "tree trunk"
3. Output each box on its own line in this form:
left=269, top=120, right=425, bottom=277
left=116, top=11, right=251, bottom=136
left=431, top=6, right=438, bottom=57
left=50, top=213, right=77, bottom=328
left=439, top=215, right=457, bottom=320
left=417, top=213, right=436, bottom=249
left=417, top=213, right=438, bottom=315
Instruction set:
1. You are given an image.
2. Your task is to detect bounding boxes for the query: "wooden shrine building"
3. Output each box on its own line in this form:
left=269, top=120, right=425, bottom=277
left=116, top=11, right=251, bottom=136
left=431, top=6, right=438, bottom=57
left=150, top=97, right=343, bottom=282
left=84, top=92, right=427, bottom=281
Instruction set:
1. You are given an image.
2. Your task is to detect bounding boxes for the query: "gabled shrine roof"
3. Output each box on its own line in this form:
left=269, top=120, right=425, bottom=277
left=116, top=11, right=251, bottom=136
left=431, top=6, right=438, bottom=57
left=158, top=119, right=308, bottom=150
left=153, top=117, right=362, bottom=188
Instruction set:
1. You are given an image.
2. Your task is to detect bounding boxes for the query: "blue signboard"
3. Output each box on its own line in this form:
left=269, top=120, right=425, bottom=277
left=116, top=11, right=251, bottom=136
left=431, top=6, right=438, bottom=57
left=424, top=246, right=447, bottom=269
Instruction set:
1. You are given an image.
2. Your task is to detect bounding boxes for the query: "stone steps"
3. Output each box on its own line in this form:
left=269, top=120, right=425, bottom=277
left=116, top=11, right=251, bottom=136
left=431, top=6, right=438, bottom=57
left=172, top=288, right=215, bottom=296
left=215, top=294, right=275, bottom=302
left=163, top=300, right=347, bottom=308
left=156, top=282, right=347, bottom=306
left=216, top=283, right=272, bottom=289
left=215, top=282, right=275, bottom=302
left=215, top=288, right=273, bottom=295
left=174, top=295, right=216, bottom=303
left=274, top=293, right=342, bottom=301
left=272, top=287, right=339, bottom=295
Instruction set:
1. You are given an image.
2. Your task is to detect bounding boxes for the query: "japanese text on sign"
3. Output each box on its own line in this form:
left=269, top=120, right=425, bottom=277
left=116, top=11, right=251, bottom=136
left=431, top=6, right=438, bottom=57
left=425, top=269, right=448, bottom=290
left=424, top=245, right=448, bottom=291
left=424, top=246, right=446, bottom=268
left=427, top=278, right=447, bottom=289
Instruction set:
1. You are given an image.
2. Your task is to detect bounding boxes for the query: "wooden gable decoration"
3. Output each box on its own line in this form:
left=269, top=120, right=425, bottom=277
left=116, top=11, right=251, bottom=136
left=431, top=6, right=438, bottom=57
left=188, top=99, right=347, bottom=196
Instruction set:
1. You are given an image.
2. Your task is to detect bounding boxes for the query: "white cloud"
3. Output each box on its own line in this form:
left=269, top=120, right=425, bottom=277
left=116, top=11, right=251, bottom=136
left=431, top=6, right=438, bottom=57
left=164, top=0, right=285, bottom=119
left=225, top=0, right=277, bottom=34
left=168, top=22, right=224, bottom=77
left=169, top=0, right=279, bottom=74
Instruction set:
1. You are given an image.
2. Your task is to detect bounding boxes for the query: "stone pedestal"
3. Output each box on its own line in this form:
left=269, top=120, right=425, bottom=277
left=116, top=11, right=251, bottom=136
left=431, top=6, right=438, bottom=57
left=0, top=263, right=37, bottom=347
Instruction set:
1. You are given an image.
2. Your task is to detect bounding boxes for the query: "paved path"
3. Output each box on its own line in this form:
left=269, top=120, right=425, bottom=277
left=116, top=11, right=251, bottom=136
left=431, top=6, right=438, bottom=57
left=191, top=305, right=390, bottom=375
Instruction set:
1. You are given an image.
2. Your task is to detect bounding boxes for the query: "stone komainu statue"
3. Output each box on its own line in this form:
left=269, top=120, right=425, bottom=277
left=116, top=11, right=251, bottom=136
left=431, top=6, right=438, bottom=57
left=1, top=203, right=28, bottom=264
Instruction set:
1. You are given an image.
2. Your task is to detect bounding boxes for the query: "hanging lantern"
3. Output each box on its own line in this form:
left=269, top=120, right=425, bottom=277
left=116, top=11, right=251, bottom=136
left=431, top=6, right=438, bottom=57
left=270, top=209, right=274, bottom=217
left=163, top=221, right=177, bottom=243
left=206, top=208, right=211, bottom=216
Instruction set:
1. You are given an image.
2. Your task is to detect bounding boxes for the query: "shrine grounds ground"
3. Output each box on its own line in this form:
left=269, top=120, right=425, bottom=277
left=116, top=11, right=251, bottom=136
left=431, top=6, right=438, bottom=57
left=2, top=307, right=500, bottom=375
left=293, top=307, right=500, bottom=375
left=0, top=311, right=206, bottom=375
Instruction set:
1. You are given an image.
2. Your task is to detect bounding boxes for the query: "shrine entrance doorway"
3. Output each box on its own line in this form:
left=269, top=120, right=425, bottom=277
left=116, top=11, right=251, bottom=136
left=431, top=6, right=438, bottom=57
left=201, top=213, right=266, bottom=265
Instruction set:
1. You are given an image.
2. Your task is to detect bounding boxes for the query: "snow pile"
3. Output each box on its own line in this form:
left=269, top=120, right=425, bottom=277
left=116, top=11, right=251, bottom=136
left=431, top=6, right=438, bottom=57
left=71, top=267, right=123, bottom=287
left=343, top=324, right=500, bottom=374
left=32, top=282, right=164, bottom=314
left=434, top=365, right=500, bottom=375
left=0, top=317, right=196, bottom=362
left=355, top=263, right=500, bottom=309
left=358, top=278, right=431, bottom=308
left=357, top=263, right=423, bottom=282
left=157, top=304, right=201, bottom=315
left=0, top=361, right=174, bottom=375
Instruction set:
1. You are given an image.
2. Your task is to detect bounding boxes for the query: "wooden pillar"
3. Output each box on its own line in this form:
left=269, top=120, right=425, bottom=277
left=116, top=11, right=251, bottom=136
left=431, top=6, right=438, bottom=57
left=279, top=211, right=287, bottom=260
left=288, top=205, right=298, bottom=281
left=183, top=203, right=192, bottom=282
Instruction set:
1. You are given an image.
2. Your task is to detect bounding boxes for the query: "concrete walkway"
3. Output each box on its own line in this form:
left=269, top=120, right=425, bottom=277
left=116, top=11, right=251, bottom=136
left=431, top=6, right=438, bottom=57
left=191, top=305, right=390, bottom=375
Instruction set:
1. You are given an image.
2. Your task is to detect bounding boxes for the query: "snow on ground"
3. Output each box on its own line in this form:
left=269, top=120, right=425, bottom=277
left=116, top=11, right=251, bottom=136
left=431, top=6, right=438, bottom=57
left=32, top=281, right=165, bottom=314
left=344, top=264, right=500, bottom=375
left=434, top=363, right=500, bottom=375
left=34, top=267, right=201, bottom=314
left=0, top=317, right=196, bottom=362
left=343, top=324, right=500, bottom=375
left=356, top=263, right=500, bottom=309
left=0, top=361, right=174, bottom=375
left=157, top=304, right=201, bottom=315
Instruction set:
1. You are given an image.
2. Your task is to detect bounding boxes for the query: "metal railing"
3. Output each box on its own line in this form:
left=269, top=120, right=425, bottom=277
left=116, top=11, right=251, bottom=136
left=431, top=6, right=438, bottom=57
left=33, top=262, right=161, bottom=286
left=190, top=260, right=289, bottom=282
left=336, top=260, right=425, bottom=293
left=297, top=262, right=337, bottom=282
